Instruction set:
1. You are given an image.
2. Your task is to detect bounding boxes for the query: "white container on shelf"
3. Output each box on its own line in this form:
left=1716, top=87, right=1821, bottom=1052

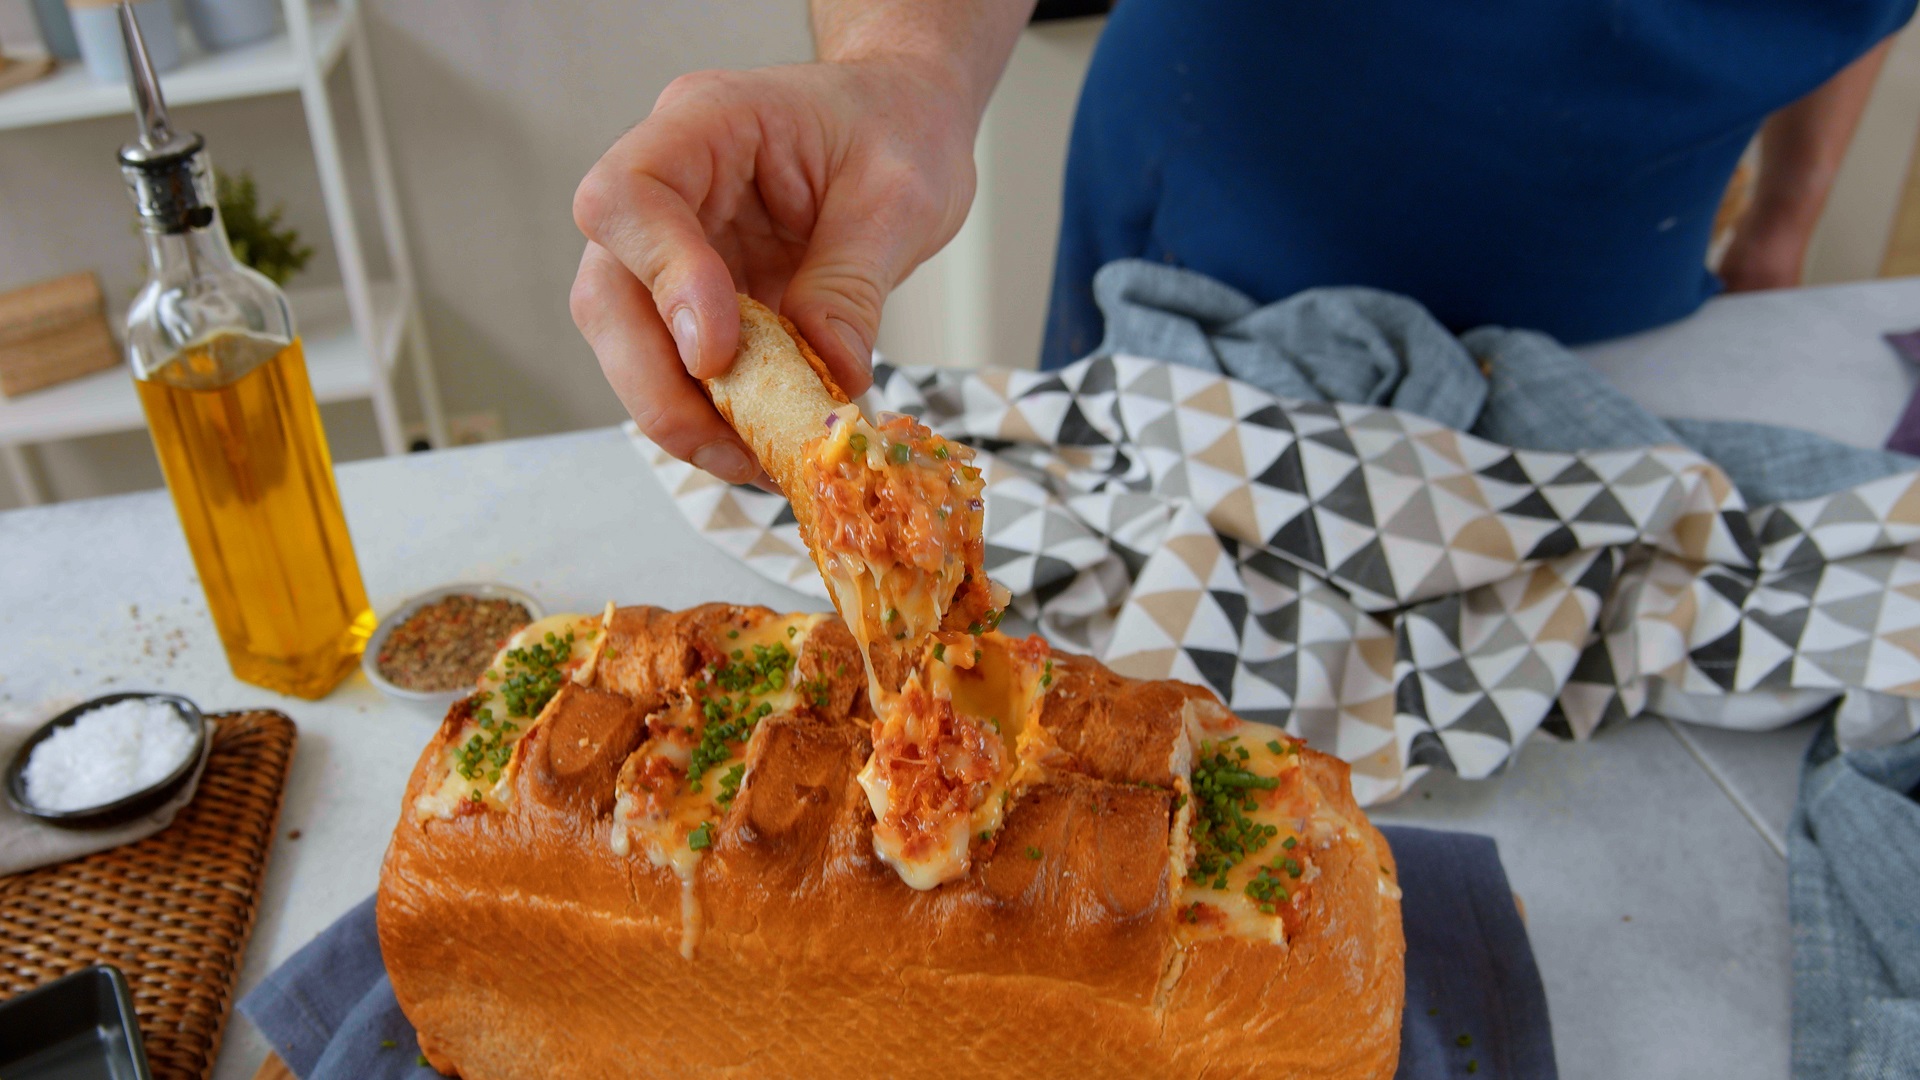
left=184, top=0, right=279, bottom=52
left=68, top=0, right=179, bottom=83
left=31, top=0, right=83, bottom=61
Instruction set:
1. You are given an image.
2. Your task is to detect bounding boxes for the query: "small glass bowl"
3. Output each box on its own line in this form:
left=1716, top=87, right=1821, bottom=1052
left=6, top=692, right=210, bottom=830
left=362, top=583, right=544, bottom=715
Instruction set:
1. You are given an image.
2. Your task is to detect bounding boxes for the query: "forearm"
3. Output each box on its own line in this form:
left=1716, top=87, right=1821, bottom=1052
left=1747, top=37, right=1893, bottom=240
left=811, top=0, right=1036, bottom=127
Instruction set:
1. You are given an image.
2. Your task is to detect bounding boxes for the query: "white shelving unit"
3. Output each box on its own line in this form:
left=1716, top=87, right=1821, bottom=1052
left=0, top=0, right=444, bottom=505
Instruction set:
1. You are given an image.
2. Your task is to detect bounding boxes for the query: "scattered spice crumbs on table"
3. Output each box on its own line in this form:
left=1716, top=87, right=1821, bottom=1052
left=377, top=595, right=532, bottom=692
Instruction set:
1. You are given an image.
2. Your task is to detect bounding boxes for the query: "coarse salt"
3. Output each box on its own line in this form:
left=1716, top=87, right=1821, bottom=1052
left=21, top=698, right=198, bottom=812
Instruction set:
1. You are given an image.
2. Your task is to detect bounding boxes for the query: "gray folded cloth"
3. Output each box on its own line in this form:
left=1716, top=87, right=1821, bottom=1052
left=1090, top=260, right=1920, bottom=1079
left=241, top=827, right=1555, bottom=1079
left=0, top=708, right=213, bottom=877
left=1792, top=720, right=1920, bottom=1079
left=1089, top=259, right=1919, bottom=504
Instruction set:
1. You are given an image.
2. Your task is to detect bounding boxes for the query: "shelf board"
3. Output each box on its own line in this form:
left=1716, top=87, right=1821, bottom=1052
left=0, top=279, right=404, bottom=446
left=0, top=5, right=350, bottom=133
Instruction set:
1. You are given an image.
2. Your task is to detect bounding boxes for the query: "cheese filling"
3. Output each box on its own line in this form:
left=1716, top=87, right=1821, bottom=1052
left=856, top=631, right=1052, bottom=890
left=806, top=406, right=987, bottom=683
left=608, top=613, right=825, bottom=957
left=1171, top=703, right=1342, bottom=946
left=414, top=608, right=610, bottom=820
left=406, top=597, right=1362, bottom=951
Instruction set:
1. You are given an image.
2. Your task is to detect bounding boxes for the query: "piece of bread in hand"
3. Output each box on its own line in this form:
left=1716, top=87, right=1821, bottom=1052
left=703, top=296, right=997, bottom=694
left=378, top=603, right=1405, bottom=1079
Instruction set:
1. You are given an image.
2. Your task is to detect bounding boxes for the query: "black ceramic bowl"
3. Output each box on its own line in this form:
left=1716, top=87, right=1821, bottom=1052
left=5, top=692, right=208, bottom=830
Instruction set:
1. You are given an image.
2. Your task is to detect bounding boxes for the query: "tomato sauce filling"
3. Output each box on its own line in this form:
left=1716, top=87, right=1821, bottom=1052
left=808, top=412, right=983, bottom=576
left=866, top=678, right=1004, bottom=863
left=805, top=410, right=986, bottom=652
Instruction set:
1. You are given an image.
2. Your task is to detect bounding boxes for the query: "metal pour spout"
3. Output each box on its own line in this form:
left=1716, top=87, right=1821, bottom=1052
left=116, top=0, right=209, bottom=233
left=119, top=1, right=175, bottom=152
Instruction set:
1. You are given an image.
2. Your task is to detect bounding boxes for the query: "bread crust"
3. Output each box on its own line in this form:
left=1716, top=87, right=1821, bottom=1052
left=378, top=605, right=1404, bottom=1079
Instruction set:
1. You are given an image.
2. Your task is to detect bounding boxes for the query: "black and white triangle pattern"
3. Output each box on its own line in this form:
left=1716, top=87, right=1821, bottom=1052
left=633, top=354, right=1920, bottom=804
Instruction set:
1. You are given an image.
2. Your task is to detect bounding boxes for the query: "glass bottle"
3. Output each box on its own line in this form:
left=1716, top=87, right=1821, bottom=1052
left=117, top=4, right=373, bottom=699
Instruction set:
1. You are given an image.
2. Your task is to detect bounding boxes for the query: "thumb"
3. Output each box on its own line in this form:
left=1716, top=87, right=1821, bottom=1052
left=781, top=198, right=930, bottom=398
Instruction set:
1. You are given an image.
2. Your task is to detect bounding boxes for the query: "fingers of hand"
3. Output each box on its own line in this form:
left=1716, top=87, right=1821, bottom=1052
left=571, top=243, right=759, bottom=484
left=782, top=155, right=970, bottom=394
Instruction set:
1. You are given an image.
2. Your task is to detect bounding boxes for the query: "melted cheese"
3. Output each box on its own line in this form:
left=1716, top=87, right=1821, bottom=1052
left=413, top=608, right=611, bottom=820
left=608, top=612, right=825, bottom=958
left=1173, top=703, right=1348, bottom=946
left=807, top=406, right=983, bottom=684
left=857, top=632, right=1050, bottom=890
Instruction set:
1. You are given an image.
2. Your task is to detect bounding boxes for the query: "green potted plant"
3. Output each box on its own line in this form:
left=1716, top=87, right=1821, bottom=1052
left=216, top=170, right=313, bottom=287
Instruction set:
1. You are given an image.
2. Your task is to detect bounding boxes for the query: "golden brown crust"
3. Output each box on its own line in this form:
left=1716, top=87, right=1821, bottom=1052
left=703, top=295, right=843, bottom=498
left=378, top=604, right=1404, bottom=1079
left=771, top=309, right=848, bottom=403
left=1040, top=653, right=1196, bottom=787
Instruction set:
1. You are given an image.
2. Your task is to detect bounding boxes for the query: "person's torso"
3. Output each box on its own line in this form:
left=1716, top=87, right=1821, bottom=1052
left=1049, top=0, right=1912, bottom=359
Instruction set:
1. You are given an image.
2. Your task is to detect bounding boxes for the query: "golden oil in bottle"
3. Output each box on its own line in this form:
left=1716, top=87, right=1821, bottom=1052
left=135, top=332, right=374, bottom=698
left=119, top=20, right=373, bottom=700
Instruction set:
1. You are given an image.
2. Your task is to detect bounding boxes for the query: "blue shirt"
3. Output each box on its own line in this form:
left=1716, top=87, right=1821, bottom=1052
left=1042, top=0, right=1914, bottom=367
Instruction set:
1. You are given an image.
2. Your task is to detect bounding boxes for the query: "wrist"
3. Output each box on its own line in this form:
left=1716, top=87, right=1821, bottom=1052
left=828, top=53, right=987, bottom=147
left=813, top=4, right=1019, bottom=132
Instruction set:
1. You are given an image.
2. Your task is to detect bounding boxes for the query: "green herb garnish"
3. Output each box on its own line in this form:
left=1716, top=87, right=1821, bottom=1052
left=687, top=641, right=796, bottom=789
left=1245, top=864, right=1291, bottom=907
left=494, top=630, right=573, bottom=719
left=715, top=763, right=747, bottom=808
left=1188, top=737, right=1281, bottom=887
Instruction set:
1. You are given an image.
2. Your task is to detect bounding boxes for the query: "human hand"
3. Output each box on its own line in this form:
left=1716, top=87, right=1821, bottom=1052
left=571, top=59, right=979, bottom=484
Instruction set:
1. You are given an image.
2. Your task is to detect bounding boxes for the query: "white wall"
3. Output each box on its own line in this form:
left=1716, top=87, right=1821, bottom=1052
left=3, top=4, right=1919, bottom=513
left=1808, top=20, right=1920, bottom=282
left=876, top=17, right=1101, bottom=371
left=0, top=0, right=813, bottom=509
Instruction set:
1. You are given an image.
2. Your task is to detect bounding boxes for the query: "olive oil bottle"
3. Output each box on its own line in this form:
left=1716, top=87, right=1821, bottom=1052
left=117, top=5, right=372, bottom=699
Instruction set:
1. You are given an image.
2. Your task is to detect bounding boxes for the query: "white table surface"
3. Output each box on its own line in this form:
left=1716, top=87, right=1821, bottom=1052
left=3, top=277, right=1916, bottom=1080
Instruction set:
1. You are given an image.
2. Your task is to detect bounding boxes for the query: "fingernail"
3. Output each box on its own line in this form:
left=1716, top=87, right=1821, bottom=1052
left=827, top=317, right=870, bottom=370
left=671, top=307, right=702, bottom=375
left=692, top=441, right=755, bottom=484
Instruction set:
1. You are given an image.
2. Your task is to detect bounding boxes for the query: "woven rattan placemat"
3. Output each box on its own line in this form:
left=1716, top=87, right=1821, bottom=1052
left=0, top=709, right=297, bottom=1080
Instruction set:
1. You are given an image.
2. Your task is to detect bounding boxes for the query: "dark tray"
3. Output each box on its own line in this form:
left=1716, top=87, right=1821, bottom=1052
left=0, top=964, right=153, bottom=1080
